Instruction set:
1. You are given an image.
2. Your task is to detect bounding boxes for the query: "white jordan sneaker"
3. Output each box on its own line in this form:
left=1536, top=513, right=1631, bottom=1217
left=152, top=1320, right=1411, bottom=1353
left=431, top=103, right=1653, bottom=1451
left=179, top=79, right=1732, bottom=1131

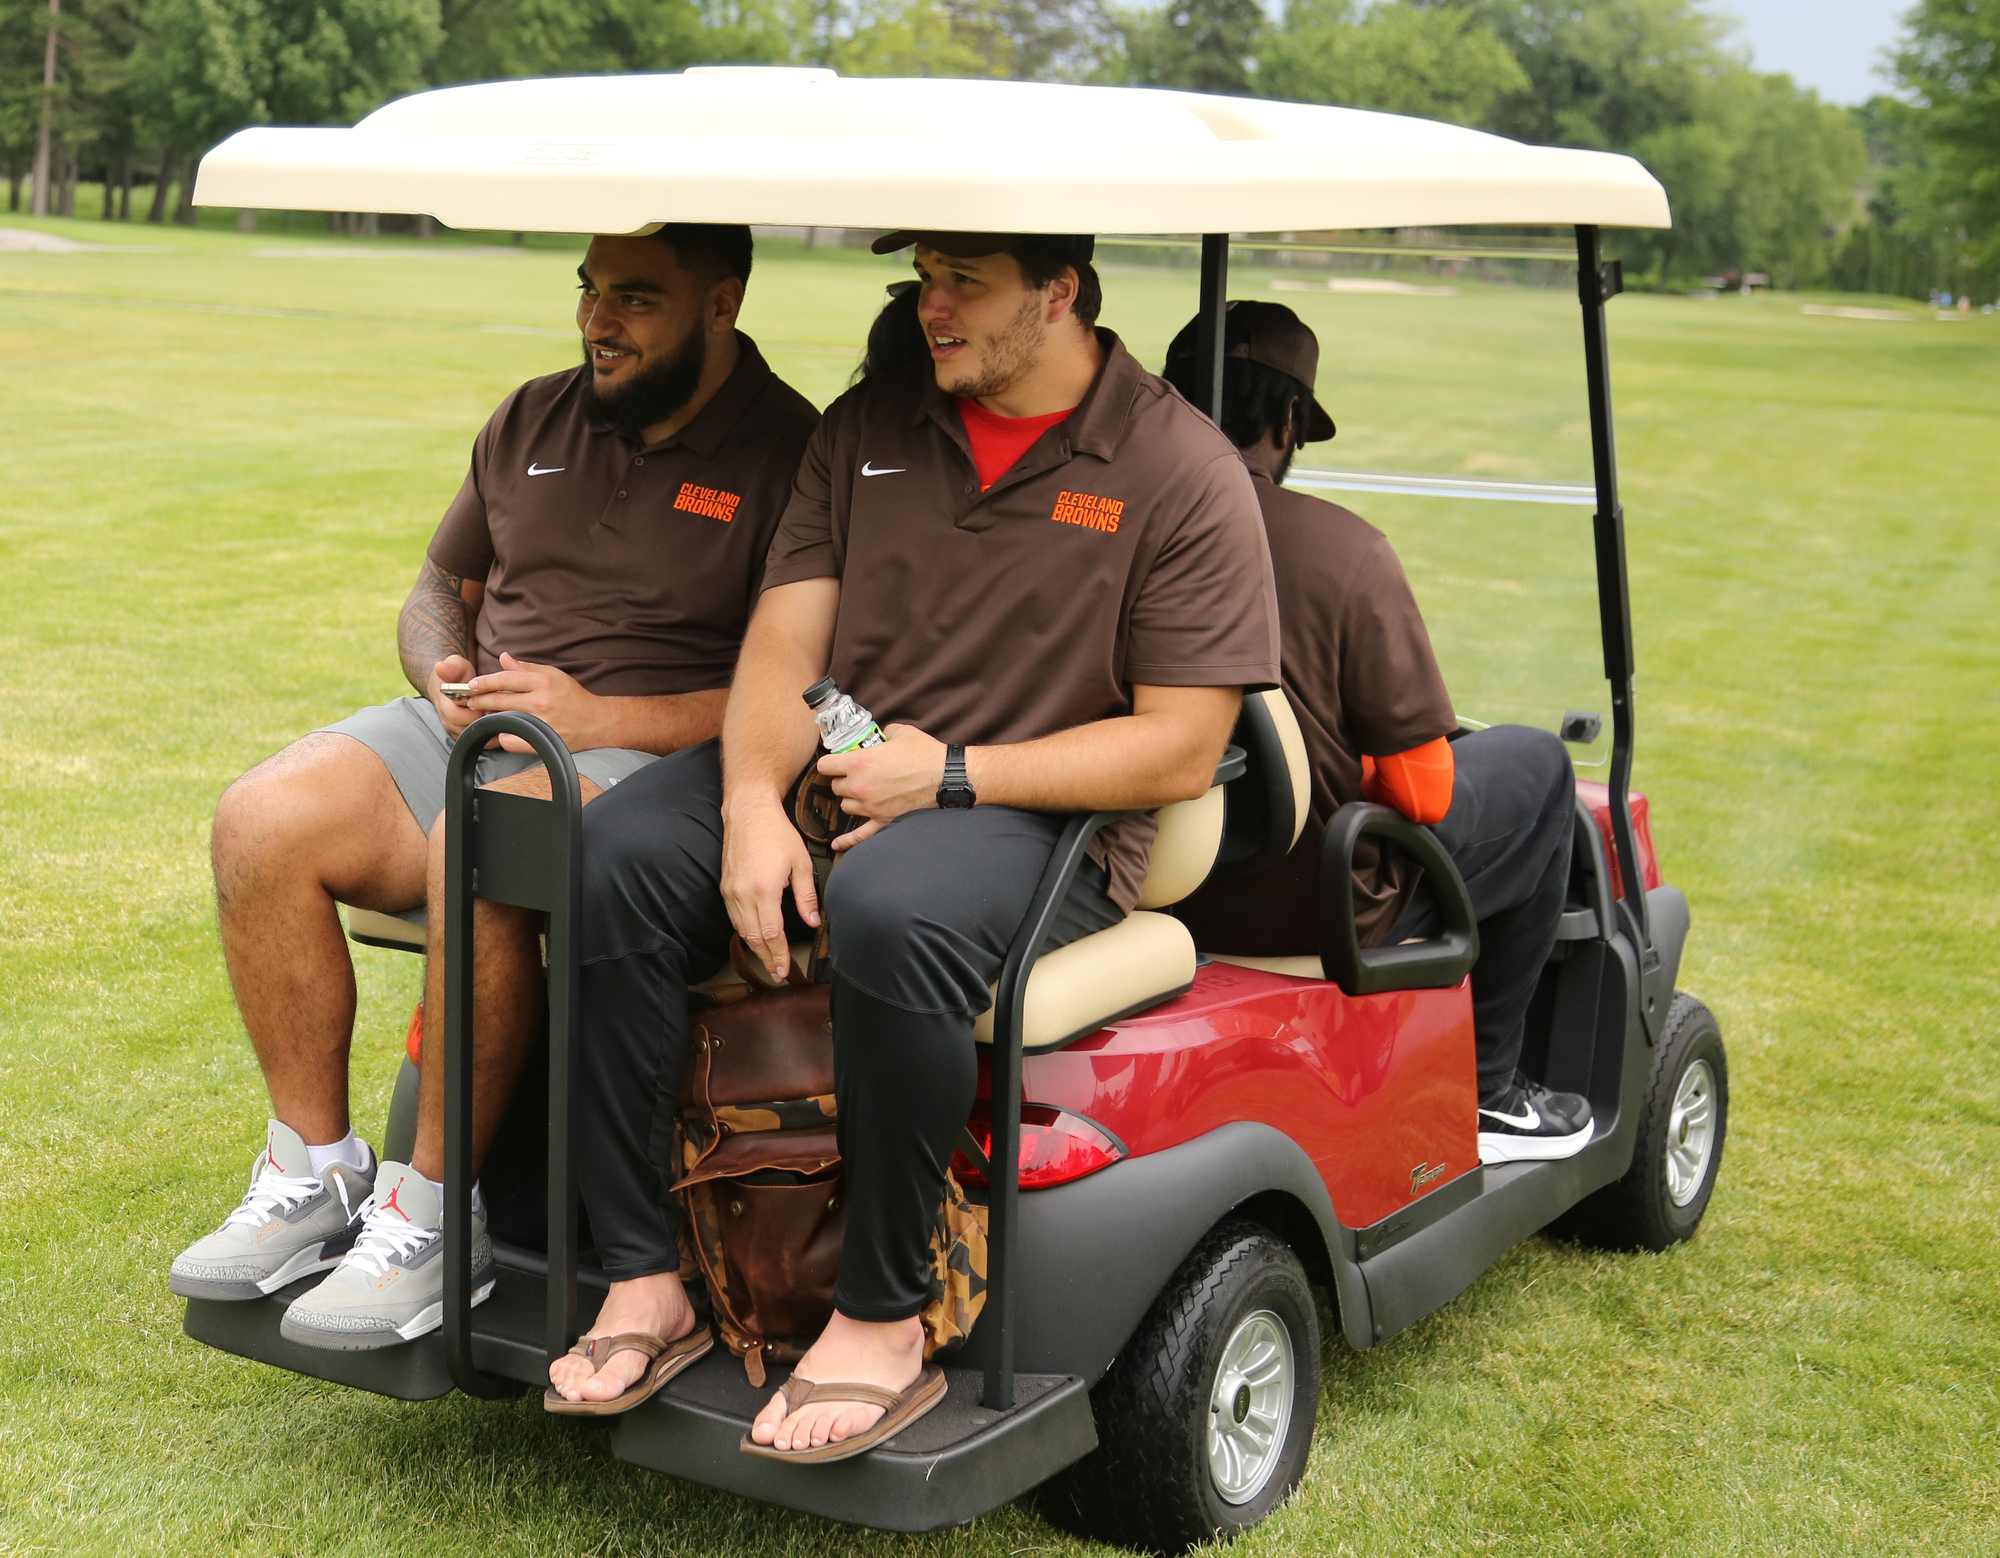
left=169, top=1121, right=375, bottom=1300
left=279, top=1162, right=494, bottom=1350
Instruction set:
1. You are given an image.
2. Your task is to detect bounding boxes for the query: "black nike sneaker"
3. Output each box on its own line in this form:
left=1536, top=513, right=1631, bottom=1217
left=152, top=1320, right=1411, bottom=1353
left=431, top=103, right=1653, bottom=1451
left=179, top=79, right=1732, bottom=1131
left=1477, top=1074, right=1594, bottom=1164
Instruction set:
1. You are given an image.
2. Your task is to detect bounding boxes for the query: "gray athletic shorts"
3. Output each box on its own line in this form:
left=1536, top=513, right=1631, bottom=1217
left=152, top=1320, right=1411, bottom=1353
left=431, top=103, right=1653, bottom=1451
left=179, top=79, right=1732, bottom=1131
left=319, top=696, right=659, bottom=832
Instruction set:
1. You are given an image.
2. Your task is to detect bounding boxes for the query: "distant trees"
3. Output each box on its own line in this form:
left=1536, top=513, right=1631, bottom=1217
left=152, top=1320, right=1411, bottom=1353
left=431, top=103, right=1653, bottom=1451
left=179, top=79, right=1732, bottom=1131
left=1257, top=0, right=1527, bottom=126
left=1883, top=0, right=2000, bottom=298
left=421, top=0, right=1111, bottom=84
left=1106, top=0, right=1869, bottom=291
left=1120, top=0, right=1261, bottom=94
left=123, top=0, right=439, bottom=219
left=1616, top=63, right=1865, bottom=289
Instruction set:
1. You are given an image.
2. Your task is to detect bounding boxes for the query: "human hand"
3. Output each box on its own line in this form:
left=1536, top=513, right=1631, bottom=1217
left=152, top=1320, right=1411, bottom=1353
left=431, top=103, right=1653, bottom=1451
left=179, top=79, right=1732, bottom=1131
left=466, top=652, right=604, bottom=752
left=428, top=655, right=479, bottom=740
left=819, top=724, right=947, bottom=854
left=720, top=797, right=821, bottom=982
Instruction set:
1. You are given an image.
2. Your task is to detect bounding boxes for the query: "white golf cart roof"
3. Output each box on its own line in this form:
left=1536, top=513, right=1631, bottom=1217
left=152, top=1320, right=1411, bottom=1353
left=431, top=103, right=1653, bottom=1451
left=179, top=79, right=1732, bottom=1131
left=194, top=68, right=1669, bottom=235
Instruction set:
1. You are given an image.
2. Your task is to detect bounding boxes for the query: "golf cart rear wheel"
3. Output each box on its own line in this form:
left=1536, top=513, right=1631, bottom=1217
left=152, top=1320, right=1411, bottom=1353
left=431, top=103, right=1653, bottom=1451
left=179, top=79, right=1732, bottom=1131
left=1039, top=1219, right=1319, bottom=1554
left=1557, top=991, right=1728, bottom=1252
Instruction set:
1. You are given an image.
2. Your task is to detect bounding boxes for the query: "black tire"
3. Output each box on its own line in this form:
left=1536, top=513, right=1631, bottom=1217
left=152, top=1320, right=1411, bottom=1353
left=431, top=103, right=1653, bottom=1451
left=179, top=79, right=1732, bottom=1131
left=1038, top=1219, right=1320, bottom=1555
left=1555, top=991, right=1728, bottom=1252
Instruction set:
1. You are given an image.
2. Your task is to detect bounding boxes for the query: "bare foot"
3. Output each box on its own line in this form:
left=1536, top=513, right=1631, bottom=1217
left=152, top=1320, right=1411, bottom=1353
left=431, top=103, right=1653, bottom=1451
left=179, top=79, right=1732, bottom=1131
left=547, top=1273, right=697, bottom=1403
left=748, top=1312, right=924, bottom=1451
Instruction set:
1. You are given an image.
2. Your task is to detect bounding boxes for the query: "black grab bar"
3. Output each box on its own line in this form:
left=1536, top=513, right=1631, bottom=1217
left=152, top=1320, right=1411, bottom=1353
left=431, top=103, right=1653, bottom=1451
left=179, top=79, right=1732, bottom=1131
left=442, top=711, right=582, bottom=1399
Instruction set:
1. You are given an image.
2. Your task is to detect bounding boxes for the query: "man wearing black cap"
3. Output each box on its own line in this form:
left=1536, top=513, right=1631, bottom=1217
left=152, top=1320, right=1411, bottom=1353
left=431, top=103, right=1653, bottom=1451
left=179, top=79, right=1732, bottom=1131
left=1164, top=300, right=1591, bottom=1168
left=548, top=232, right=1280, bottom=1452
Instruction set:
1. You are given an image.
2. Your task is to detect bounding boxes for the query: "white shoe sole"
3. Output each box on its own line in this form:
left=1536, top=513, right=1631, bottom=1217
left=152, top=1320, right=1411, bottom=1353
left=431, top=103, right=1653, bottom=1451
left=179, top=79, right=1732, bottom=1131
left=393, top=1277, right=497, bottom=1341
left=1478, top=1121, right=1593, bottom=1165
left=280, top=1275, right=495, bottom=1351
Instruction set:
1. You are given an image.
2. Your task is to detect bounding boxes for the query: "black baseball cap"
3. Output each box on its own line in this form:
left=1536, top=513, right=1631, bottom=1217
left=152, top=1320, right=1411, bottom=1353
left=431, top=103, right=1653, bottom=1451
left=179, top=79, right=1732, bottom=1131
left=1165, top=300, right=1337, bottom=443
left=870, top=230, right=1095, bottom=267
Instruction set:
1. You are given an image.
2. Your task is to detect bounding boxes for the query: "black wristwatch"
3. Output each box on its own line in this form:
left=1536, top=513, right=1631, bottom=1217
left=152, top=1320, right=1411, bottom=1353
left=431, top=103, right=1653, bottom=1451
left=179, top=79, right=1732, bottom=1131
left=937, top=744, right=977, bottom=810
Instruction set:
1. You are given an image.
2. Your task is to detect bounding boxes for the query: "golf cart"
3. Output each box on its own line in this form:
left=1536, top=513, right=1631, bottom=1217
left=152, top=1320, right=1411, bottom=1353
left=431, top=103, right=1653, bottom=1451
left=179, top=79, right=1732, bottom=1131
left=184, top=71, right=1725, bottom=1554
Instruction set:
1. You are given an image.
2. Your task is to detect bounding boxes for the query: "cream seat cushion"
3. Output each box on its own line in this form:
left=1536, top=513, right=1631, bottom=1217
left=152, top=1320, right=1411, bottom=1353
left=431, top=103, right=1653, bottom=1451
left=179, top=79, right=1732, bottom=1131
left=1256, top=688, right=1312, bottom=854
left=1210, top=952, right=1325, bottom=981
left=1135, top=783, right=1226, bottom=909
left=364, top=778, right=1229, bottom=1047
left=347, top=906, right=426, bottom=950
left=968, top=781, right=1223, bottom=1051
left=974, top=911, right=1196, bottom=1051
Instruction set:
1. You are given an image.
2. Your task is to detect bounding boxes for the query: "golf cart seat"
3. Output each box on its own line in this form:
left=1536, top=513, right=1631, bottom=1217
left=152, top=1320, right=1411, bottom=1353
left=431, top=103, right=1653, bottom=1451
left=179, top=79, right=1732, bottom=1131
left=348, top=902, right=800, bottom=1000
left=974, top=691, right=1312, bottom=1052
left=348, top=904, right=426, bottom=951
left=350, top=693, right=1314, bottom=1045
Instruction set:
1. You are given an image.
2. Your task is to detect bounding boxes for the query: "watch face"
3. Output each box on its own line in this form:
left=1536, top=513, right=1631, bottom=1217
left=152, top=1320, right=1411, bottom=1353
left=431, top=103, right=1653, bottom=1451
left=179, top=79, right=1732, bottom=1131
left=939, top=786, right=976, bottom=810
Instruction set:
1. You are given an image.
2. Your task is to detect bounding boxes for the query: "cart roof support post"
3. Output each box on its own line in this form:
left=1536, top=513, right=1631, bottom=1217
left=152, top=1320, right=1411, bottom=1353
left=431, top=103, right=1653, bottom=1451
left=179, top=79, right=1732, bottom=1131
left=443, top=710, right=584, bottom=1399
left=1196, top=234, right=1229, bottom=425
left=1574, top=224, right=1650, bottom=952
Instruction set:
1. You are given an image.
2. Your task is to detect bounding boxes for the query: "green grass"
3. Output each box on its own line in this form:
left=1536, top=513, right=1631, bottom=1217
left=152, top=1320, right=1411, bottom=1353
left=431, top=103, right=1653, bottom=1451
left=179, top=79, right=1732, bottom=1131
left=3, top=213, right=1997, bottom=1556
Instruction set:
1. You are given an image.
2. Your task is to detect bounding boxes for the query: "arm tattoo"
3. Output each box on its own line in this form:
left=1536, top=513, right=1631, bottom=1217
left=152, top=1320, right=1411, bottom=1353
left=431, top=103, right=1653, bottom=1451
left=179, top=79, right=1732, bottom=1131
left=399, top=557, right=474, bottom=694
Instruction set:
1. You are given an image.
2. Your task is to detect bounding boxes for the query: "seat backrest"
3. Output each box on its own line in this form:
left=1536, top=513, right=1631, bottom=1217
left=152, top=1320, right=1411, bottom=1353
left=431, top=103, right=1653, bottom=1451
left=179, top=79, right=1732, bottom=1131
left=1214, top=689, right=1312, bottom=876
left=1135, top=691, right=1311, bottom=907
left=1135, top=784, right=1227, bottom=908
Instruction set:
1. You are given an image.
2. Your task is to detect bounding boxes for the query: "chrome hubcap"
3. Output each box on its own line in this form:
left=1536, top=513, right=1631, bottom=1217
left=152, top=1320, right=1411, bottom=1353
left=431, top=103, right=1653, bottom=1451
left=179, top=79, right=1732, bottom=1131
left=1666, top=1057, right=1717, bottom=1207
left=1207, top=1310, right=1294, bottom=1505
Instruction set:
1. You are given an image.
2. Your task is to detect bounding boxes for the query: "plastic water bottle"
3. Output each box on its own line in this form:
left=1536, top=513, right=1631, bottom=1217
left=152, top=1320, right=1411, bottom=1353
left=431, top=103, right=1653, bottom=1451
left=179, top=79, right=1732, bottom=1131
left=803, top=676, right=884, bottom=753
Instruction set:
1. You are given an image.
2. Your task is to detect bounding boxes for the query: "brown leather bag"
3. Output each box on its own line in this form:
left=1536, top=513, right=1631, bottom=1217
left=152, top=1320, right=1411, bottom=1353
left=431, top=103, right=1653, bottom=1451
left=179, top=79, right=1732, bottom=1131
left=674, top=981, right=988, bottom=1385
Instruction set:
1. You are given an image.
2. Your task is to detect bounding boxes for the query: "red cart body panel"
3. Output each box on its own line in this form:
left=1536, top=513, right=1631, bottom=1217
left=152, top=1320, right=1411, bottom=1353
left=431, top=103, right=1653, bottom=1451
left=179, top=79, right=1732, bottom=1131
left=1016, top=962, right=1478, bottom=1230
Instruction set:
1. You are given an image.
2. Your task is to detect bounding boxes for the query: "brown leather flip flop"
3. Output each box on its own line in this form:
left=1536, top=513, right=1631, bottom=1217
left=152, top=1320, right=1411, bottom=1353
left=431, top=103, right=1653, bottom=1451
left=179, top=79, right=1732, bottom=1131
left=738, top=1363, right=947, bottom=1463
left=542, top=1326, right=713, bottom=1417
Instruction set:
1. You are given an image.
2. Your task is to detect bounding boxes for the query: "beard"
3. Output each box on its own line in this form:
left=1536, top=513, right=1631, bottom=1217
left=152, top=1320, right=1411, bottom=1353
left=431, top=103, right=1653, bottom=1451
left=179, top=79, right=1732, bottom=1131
left=938, top=291, right=1047, bottom=399
left=582, top=317, right=708, bottom=438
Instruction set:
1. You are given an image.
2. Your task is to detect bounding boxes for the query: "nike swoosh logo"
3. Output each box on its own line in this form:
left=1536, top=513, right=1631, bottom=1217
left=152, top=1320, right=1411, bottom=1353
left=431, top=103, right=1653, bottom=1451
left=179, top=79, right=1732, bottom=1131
left=861, top=461, right=904, bottom=476
left=1479, top=1103, right=1541, bottom=1130
left=527, top=463, right=565, bottom=476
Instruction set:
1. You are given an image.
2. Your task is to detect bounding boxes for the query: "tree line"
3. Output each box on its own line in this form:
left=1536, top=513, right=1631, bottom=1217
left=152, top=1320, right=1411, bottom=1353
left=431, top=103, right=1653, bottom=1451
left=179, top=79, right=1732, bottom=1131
left=3, top=0, right=1994, bottom=299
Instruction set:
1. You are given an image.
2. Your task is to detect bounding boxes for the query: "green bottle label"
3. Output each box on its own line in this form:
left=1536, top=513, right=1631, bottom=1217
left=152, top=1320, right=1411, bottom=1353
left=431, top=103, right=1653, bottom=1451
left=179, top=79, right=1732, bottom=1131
left=830, top=724, right=884, bottom=754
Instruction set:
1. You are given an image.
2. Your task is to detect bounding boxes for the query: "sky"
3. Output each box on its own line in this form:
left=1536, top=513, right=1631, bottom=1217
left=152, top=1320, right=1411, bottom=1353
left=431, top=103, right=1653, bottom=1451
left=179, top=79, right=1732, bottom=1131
left=1718, top=0, right=1910, bottom=105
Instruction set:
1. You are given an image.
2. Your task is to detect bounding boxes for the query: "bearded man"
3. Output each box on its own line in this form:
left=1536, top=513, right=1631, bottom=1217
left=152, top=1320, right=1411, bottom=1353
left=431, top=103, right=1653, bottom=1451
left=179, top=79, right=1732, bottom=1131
left=542, top=232, right=1280, bottom=1461
left=171, top=225, right=819, bottom=1351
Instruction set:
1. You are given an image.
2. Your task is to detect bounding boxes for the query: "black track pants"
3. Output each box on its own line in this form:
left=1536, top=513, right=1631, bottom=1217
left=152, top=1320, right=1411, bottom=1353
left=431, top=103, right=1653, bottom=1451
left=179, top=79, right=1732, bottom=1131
left=1390, top=725, right=1576, bottom=1100
left=573, top=742, right=1120, bottom=1302
left=574, top=741, right=737, bottom=1282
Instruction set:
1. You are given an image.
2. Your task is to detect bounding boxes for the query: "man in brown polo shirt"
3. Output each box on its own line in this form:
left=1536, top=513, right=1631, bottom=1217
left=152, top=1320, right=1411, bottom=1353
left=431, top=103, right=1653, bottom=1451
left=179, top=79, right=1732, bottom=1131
left=546, top=232, right=1279, bottom=1450
left=1163, top=301, right=1591, bottom=1166
left=171, top=224, right=819, bottom=1352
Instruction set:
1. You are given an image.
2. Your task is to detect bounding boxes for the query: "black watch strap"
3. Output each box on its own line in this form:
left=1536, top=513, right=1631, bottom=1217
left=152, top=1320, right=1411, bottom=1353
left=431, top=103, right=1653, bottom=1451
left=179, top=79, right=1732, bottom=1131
left=938, top=744, right=976, bottom=809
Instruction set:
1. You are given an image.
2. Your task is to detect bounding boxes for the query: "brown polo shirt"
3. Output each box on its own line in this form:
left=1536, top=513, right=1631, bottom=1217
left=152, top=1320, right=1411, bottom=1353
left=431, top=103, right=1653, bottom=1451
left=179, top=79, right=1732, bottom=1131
left=427, top=334, right=818, bottom=696
left=762, top=331, right=1282, bottom=912
left=1174, top=470, right=1458, bottom=951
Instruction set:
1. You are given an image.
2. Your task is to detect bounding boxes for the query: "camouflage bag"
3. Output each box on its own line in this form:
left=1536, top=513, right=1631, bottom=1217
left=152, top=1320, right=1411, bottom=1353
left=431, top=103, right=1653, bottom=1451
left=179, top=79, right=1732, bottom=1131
left=674, top=983, right=988, bottom=1387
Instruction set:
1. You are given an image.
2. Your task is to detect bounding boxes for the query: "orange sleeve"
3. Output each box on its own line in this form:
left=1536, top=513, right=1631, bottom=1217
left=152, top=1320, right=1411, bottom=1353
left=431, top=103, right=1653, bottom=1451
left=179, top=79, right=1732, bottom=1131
left=1359, top=736, right=1455, bottom=825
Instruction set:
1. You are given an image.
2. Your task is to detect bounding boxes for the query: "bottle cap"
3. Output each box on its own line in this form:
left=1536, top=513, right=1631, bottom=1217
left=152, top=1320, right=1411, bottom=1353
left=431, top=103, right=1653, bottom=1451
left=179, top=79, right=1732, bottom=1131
left=801, top=676, right=839, bottom=709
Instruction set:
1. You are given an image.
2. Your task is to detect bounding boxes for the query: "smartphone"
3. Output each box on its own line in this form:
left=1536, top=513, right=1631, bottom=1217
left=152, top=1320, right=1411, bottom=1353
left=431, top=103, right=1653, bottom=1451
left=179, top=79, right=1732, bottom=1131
left=438, top=682, right=475, bottom=703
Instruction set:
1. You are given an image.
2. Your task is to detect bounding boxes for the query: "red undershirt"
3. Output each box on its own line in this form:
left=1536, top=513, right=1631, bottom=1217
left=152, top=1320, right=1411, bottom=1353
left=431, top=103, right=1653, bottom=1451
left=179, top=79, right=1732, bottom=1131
left=956, top=397, right=1073, bottom=490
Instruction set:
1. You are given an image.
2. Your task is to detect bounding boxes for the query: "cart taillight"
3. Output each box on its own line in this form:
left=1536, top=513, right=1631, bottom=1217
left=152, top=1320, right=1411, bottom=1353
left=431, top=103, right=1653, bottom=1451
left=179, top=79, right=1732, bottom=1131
left=954, top=1102, right=1126, bottom=1190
